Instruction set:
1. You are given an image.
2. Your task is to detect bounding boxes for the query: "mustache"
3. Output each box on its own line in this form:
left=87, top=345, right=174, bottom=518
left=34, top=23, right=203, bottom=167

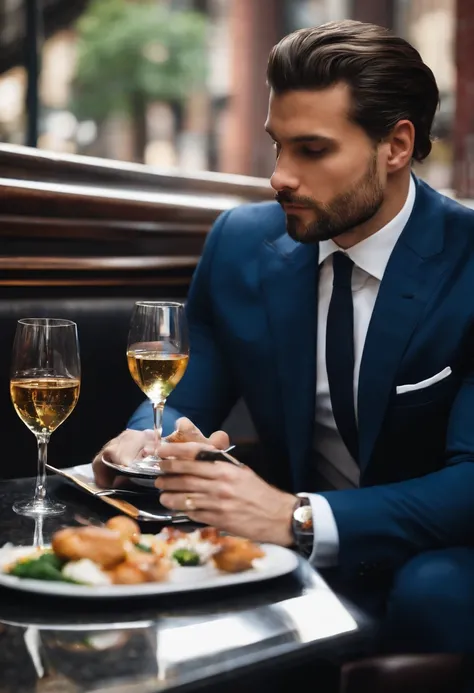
left=275, top=191, right=318, bottom=208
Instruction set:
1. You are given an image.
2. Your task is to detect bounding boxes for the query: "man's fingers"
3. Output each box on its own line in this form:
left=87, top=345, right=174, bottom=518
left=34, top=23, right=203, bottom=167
left=162, top=418, right=230, bottom=450
left=176, top=418, right=205, bottom=439
left=155, top=474, right=214, bottom=493
left=112, top=429, right=151, bottom=465
left=93, top=429, right=152, bottom=486
left=158, top=441, right=216, bottom=461
left=208, top=430, right=230, bottom=449
left=164, top=418, right=206, bottom=444
left=160, top=492, right=222, bottom=513
left=183, top=510, right=218, bottom=525
left=157, top=456, right=226, bottom=479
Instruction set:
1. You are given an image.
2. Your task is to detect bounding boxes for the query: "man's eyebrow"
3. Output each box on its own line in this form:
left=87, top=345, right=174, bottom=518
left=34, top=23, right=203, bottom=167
left=264, top=127, right=334, bottom=145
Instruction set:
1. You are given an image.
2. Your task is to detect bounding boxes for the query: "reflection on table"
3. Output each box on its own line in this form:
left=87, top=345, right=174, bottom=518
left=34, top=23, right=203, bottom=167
left=0, top=476, right=369, bottom=693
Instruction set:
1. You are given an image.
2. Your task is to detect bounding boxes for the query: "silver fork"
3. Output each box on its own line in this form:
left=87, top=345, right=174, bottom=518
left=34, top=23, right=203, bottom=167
left=94, top=488, right=155, bottom=498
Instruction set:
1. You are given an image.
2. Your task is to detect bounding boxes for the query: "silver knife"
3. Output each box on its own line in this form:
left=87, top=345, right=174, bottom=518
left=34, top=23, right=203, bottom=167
left=46, top=464, right=188, bottom=523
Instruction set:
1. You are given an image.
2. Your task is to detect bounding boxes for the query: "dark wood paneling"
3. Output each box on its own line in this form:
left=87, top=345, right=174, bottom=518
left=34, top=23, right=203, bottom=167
left=0, top=256, right=199, bottom=271
left=0, top=144, right=273, bottom=199
left=0, top=178, right=231, bottom=222
left=0, top=143, right=272, bottom=291
left=0, top=217, right=209, bottom=240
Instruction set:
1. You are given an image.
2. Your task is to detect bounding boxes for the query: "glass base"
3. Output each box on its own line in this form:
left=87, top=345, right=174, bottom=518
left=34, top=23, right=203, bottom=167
left=132, top=454, right=164, bottom=475
left=13, top=499, right=66, bottom=518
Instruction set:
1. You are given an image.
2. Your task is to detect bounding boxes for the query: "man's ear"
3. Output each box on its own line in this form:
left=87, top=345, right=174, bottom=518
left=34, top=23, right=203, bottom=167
left=386, top=119, right=415, bottom=173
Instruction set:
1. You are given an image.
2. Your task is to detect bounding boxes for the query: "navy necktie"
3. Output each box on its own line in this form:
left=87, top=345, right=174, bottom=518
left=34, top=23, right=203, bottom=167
left=326, top=252, right=359, bottom=462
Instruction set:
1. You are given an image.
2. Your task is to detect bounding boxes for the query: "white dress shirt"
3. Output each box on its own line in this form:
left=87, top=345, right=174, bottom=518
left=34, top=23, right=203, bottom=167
left=303, top=175, right=417, bottom=567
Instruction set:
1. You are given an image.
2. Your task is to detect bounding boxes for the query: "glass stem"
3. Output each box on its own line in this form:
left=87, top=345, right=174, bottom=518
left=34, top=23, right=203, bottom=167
left=153, top=402, right=165, bottom=458
left=34, top=435, right=50, bottom=504
left=33, top=516, right=44, bottom=549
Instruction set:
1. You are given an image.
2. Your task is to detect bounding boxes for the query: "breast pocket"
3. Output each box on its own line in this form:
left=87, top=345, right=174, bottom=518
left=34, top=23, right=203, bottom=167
left=394, top=367, right=457, bottom=408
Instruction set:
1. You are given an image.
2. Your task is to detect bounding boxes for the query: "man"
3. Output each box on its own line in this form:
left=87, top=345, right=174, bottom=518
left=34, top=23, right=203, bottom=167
left=94, top=20, right=474, bottom=652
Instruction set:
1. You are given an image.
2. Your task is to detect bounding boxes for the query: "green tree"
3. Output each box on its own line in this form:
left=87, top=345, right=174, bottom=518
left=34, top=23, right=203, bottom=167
left=72, top=0, right=208, bottom=161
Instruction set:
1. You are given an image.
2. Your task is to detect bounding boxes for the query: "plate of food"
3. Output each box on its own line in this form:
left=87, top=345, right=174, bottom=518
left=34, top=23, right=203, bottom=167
left=0, top=517, right=298, bottom=599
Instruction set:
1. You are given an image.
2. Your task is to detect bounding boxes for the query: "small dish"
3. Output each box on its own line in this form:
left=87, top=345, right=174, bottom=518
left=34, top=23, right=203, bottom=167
left=101, top=455, right=165, bottom=479
left=101, top=445, right=239, bottom=480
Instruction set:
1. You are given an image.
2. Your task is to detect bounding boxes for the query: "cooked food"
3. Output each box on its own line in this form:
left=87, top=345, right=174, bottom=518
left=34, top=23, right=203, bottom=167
left=52, top=526, right=125, bottom=569
left=105, top=516, right=140, bottom=544
left=2, top=517, right=266, bottom=588
left=172, top=548, right=201, bottom=566
left=213, top=537, right=265, bottom=573
left=108, top=562, right=148, bottom=585
left=110, top=550, right=171, bottom=584
left=9, top=552, right=69, bottom=582
left=200, top=527, right=220, bottom=544
left=62, top=558, right=112, bottom=586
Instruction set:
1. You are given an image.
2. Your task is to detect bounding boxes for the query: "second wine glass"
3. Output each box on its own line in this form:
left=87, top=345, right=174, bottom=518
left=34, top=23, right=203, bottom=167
left=127, top=302, right=189, bottom=470
left=10, top=318, right=81, bottom=517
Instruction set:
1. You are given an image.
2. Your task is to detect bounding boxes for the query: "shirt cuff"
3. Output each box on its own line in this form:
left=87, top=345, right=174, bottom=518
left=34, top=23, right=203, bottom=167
left=298, top=492, right=340, bottom=568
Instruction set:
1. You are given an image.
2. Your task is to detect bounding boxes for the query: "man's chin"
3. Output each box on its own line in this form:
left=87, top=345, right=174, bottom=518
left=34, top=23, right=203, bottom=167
left=286, top=217, right=312, bottom=242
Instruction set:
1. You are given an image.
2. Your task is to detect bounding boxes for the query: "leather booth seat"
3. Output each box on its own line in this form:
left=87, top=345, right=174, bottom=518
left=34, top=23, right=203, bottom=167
left=0, top=298, right=257, bottom=479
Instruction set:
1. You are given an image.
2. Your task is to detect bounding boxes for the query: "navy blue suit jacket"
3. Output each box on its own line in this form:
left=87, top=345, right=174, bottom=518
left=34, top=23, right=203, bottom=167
left=130, top=177, right=474, bottom=580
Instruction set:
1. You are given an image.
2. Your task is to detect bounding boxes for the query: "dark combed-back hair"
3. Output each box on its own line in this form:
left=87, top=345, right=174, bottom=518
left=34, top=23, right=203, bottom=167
left=267, top=20, right=439, bottom=162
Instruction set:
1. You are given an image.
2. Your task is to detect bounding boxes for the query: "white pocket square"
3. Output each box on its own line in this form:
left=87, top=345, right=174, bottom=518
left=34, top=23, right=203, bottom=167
left=396, top=366, right=452, bottom=395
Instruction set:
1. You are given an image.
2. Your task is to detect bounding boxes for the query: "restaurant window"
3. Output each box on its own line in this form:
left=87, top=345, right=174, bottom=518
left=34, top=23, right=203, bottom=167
left=0, top=0, right=27, bottom=145
left=395, top=0, right=455, bottom=191
left=0, top=0, right=457, bottom=184
left=0, top=0, right=233, bottom=171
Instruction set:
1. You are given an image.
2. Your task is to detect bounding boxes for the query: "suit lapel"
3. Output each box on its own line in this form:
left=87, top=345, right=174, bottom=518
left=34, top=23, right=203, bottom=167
left=260, top=234, right=318, bottom=491
left=358, top=179, right=450, bottom=471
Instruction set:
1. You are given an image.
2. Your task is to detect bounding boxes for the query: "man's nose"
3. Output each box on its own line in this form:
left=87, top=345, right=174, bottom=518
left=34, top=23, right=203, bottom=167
left=270, top=159, right=299, bottom=192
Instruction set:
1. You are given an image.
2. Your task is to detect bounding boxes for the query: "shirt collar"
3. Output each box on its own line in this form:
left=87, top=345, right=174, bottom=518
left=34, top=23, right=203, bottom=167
left=318, top=174, right=416, bottom=281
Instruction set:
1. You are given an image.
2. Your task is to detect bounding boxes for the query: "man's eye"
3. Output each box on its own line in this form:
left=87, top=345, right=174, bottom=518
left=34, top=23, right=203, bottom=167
left=302, top=148, right=326, bottom=158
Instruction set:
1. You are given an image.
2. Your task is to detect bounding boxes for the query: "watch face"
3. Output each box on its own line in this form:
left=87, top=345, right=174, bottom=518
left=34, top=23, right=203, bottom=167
left=294, top=504, right=313, bottom=530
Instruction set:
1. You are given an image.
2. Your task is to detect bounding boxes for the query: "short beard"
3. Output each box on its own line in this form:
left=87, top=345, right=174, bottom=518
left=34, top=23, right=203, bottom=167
left=276, top=153, right=384, bottom=244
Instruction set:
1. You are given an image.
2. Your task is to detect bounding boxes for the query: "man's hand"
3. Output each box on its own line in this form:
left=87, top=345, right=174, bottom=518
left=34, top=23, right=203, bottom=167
left=92, top=429, right=154, bottom=488
left=143, top=418, right=229, bottom=456
left=155, top=441, right=297, bottom=547
left=92, top=418, right=229, bottom=488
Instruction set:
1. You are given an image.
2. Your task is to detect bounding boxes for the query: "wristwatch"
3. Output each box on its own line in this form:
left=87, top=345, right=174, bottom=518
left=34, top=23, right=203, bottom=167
left=291, top=496, right=314, bottom=558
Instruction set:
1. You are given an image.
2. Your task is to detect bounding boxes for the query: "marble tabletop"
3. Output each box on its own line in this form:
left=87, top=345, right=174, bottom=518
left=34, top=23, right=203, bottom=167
left=0, top=476, right=369, bottom=693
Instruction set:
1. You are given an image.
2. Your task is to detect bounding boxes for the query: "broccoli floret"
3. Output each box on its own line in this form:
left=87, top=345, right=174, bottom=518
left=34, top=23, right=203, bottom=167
left=9, top=553, right=74, bottom=582
left=135, top=543, right=153, bottom=553
left=172, top=548, right=200, bottom=566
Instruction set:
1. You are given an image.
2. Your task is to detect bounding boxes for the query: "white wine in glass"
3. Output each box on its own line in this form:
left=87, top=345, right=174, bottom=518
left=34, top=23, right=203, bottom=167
left=127, top=302, right=189, bottom=471
left=10, top=318, right=81, bottom=517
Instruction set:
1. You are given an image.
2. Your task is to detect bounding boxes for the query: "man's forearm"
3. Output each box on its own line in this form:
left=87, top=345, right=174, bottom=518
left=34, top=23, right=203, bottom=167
left=318, top=459, right=474, bottom=576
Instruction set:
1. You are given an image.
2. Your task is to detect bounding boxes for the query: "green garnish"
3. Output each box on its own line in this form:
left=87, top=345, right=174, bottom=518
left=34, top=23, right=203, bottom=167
left=172, top=548, right=200, bottom=567
left=136, top=542, right=152, bottom=553
left=9, top=553, right=75, bottom=583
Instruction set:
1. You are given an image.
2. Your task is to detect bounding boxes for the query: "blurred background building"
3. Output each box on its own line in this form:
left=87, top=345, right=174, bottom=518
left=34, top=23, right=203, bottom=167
left=0, top=0, right=471, bottom=196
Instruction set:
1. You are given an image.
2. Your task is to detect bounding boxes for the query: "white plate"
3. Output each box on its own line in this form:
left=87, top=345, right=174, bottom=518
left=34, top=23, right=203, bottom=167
left=61, top=463, right=159, bottom=490
left=101, top=455, right=164, bottom=479
left=0, top=544, right=298, bottom=599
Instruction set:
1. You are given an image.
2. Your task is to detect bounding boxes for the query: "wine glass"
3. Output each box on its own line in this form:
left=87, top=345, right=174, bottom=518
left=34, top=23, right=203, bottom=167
left=127, top=302, right=189, bottom=471
left=10, top=318, right=81, bottom=517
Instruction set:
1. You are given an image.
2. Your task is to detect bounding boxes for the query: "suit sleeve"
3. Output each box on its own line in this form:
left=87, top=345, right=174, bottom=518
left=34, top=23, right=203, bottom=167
left=128, top=210, right=239, bottom=436
left=317, top=371, right=474, bottom=576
